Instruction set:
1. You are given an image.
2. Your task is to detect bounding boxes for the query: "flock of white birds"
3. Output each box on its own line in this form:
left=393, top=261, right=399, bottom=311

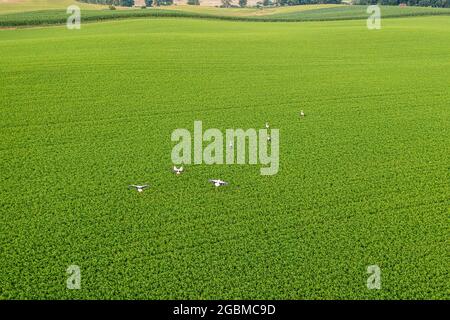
left=127, top=169, right=227, bottom=193
left=128, top=112, right=306, bottom=193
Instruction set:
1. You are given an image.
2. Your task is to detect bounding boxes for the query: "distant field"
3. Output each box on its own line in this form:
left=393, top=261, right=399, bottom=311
left=1, top=3, right=450, bottom=26
left=0, top=0, right=106, bottom=14
left=160, top=4, right=342, bottom=16
left=258, top=5, right=450, bottom=20
left=0, top=16, right=449, bottom=299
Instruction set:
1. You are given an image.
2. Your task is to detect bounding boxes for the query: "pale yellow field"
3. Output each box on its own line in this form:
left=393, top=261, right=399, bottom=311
left=0, top=1, right=342, bottom=16
left=162, top=4, right=342, bottom=17
left=0, top=0, right=107, bottom=14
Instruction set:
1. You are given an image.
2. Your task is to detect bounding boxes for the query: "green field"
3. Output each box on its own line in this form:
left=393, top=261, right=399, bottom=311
left=0, top=8, right=449, bottom=299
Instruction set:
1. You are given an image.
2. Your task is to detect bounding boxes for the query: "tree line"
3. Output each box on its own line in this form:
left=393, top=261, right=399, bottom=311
left=76, top=0, right=344, bottom=6
left=76, top=0, right=174, bottom=6
left=77, top=0, right=450, bottom=7
left=77, top=0, right=134, bottom=6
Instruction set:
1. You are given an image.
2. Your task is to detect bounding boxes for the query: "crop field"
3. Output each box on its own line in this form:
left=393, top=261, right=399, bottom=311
left=160, top=4, right=342, bottom=16
left=2, top=4, right=450, bottom=26
left=0, top=8, right=449, bottom=300
left=160, top=4, right=450, bottom=20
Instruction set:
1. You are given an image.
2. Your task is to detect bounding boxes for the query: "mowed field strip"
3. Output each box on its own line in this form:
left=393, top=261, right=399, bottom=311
left=0, top=16, right=449, bottom=299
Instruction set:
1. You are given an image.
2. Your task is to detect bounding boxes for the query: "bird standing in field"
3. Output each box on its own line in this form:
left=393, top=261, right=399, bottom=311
left=300, top=110, right=305, bottom=117
left=128, top=184, right=149, bottom=193
left=265, top=122, right=270, bottom=129
left=209, top=179, right=228, bottom=188
left=172, top=166, right=184, bottom=175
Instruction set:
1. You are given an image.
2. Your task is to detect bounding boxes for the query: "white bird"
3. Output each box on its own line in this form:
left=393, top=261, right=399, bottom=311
left=265, top=122, right=270, bottom=129
left=229, top=142, right=233, bottom=149
left=300, top=110, right=305, bottom=117
left=128, top=184, right=149, bottom=193
left=267, top=136, right=271, bottom=142
left=172, top=166, right=184, bottom=175
left=209, top=179, right=228, bottom=187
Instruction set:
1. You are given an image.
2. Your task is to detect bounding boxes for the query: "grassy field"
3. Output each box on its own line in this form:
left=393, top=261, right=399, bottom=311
left=0, top=15, right=449, bottom=299
left=2, top=3, right=450, bottom=26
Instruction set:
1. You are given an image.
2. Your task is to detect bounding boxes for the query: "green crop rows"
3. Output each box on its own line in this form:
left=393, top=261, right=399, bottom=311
left=0, top=16, right=449, bottom=299
left=1, top=5, right=450, bottom=26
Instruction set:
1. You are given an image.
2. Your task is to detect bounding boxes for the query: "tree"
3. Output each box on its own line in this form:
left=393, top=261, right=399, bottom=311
left=187, top=0, right=200, bottom=4
left=239, top=0, right=247, bottom=6
left=120, top=0, right=134, bottom=6
left=154, top=0, right=173, bottom=5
